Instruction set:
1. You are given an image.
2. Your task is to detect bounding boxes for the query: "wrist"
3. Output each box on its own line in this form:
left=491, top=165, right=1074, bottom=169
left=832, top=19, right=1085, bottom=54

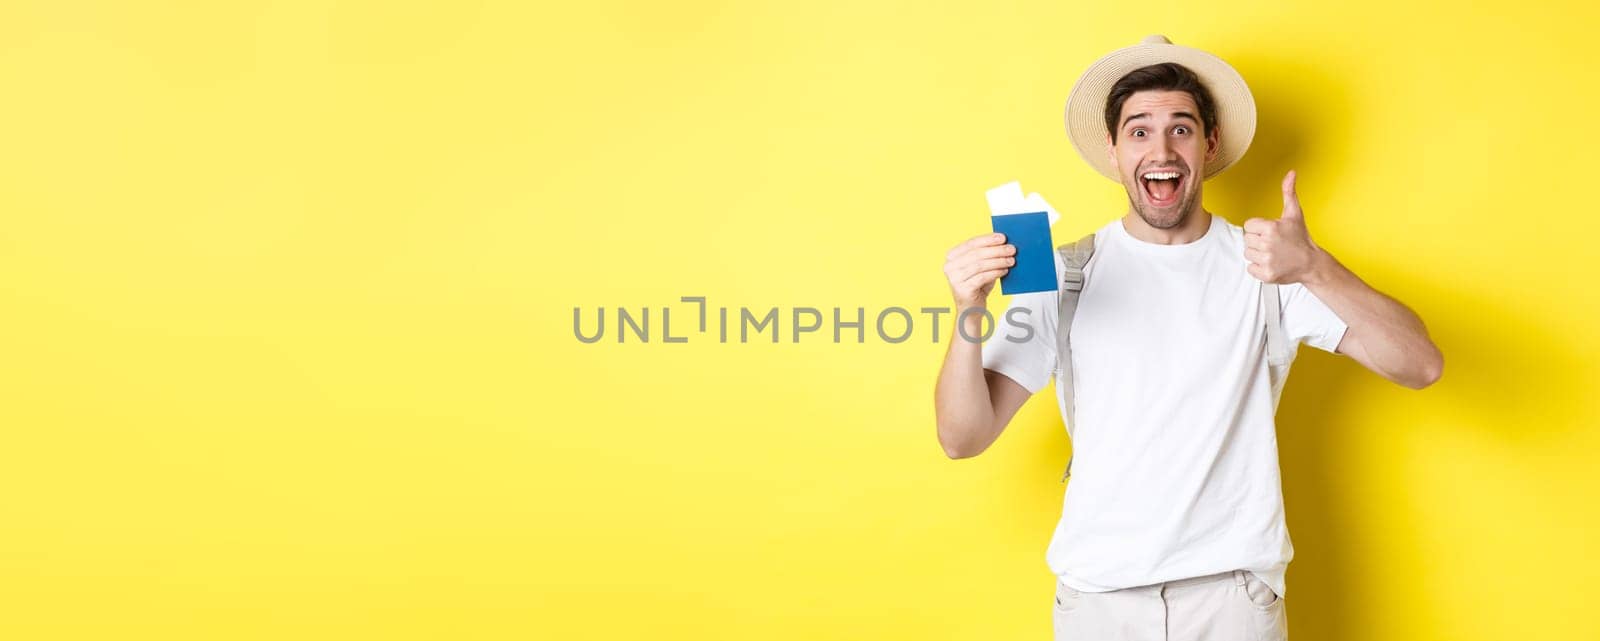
left=1301, top=247, right=1339, bottom=287
left=953, top=297, right=988, bottom=313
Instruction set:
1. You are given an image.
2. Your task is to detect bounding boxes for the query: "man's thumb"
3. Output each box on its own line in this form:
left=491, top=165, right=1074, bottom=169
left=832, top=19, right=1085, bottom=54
left=1280, top=170, right=1303, bottom=220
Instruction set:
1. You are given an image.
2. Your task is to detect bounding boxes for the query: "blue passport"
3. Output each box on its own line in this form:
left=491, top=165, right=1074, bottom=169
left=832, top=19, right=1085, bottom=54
left=989, top=211, right=1057, bottom=295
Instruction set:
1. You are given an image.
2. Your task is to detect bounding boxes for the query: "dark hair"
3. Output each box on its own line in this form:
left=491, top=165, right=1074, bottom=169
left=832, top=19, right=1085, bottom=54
left=1104, top=63, right=1218, bottom=143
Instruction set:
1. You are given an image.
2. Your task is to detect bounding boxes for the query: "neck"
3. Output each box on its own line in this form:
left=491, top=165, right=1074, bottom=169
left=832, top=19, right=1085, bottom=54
left=1121, top=206, right=1213, bottom=245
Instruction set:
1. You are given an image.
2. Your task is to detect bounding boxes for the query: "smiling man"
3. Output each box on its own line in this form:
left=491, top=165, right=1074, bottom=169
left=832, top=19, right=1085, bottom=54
left=933, top=36, right=1444, bottom=641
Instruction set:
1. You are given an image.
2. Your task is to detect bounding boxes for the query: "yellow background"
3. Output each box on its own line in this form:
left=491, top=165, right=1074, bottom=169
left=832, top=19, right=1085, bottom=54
left=2, top=1, right=1596, bottom=639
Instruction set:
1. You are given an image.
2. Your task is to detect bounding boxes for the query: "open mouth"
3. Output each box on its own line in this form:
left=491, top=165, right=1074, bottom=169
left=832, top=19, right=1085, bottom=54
left=1140, top=169, right=1185, bottom=208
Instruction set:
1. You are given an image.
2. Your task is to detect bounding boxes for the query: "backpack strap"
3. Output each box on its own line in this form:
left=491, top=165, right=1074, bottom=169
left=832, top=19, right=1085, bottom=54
left=1260, top=281, right=1294, bottom=410
left=1054, top=232, right=1096, bottom=482
left=1261, top=282, right=1289, bottom=362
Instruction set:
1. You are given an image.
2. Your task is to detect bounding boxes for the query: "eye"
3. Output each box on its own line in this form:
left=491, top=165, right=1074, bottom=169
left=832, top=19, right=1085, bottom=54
left=1131, top=128, right=1146, bottom=137
left=1173, top=125, right=1190, bottom=135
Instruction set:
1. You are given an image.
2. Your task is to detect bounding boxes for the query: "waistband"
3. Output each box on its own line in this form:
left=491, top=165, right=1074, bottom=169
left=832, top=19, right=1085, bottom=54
left=1161, top=569, right=1250, bottom=590
left=1058, top=569, right=1253, bottom=594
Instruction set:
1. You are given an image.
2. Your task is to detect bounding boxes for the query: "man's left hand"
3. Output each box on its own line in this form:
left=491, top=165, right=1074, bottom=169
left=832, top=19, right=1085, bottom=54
left=1244, top=170, right=1326, bottom=285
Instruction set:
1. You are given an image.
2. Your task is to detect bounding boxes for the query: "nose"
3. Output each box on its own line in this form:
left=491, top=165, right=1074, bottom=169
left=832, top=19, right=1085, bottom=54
left=1151, top=134, right=1177, bottom=160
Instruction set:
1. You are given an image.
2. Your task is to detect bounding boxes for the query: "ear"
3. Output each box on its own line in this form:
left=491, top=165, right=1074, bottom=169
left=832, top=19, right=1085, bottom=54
left=1204, top=126, right=1221, bottom=163
left=1106, top=133, right=1119, bottom=172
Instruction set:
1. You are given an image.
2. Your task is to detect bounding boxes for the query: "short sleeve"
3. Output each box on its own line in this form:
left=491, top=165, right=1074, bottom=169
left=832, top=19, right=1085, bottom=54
left=1279, top=282, right=1349, bottom=354
left=980, top=289, right=1059, bottom=394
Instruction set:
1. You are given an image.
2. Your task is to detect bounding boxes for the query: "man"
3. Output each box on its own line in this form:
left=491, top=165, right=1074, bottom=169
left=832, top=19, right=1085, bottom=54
left=932, top=35, right=1443, bottom=641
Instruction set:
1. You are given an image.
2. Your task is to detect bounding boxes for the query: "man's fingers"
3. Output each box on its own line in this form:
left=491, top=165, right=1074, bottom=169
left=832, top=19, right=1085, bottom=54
left=1244, top=247, right=1268, bottom=264
left=948, top=261, right=980, bottom=284
left=960, top=257, right=1015, bottom=280
left=948, top=233, right=1007, bottom=261
left=949, top=243, right=1015, bottom=268
left=967, top=244, right=1016, bottom=261
left=1243, top=217, right=1274, bottom=236
left=1280, top=170, right=1303, bottom=220
left=964, top=268, right=1009, bottom=289
left=1246, top=262, right=1271, bottom=282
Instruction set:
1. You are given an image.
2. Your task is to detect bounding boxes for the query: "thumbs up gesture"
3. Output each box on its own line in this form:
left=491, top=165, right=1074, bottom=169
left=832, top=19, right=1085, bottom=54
left=1244, top=170, right=1325, bottom=284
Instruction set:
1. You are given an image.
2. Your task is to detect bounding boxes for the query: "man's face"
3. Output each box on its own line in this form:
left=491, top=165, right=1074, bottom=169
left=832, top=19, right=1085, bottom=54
left=1107, top=90, right=1220, bottom=230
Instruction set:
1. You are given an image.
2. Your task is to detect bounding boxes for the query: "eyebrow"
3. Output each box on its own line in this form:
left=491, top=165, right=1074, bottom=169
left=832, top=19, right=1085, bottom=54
left=1121, top=111, right=1200, bottom=129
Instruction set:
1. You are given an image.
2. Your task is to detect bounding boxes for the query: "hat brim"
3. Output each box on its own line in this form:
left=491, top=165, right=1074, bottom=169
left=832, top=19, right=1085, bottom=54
left=1065, top=42, right=1256, bottom=182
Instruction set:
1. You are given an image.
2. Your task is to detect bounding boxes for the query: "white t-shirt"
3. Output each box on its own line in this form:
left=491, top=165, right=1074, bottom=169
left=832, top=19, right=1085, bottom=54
left=981, top=213, right=1347, bottom=600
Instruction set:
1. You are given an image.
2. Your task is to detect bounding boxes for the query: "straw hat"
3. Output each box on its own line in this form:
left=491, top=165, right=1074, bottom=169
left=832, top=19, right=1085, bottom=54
left=1064, top=35, right=1256, bottom=182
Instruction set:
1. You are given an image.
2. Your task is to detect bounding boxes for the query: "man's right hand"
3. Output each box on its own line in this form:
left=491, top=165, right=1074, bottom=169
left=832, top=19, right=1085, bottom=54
left=944, top=233, right=1016, bottom=308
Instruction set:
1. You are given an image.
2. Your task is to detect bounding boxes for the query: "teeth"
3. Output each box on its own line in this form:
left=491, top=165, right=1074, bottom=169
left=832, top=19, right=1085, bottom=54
left=1142, top=171, right=1181, bottom=180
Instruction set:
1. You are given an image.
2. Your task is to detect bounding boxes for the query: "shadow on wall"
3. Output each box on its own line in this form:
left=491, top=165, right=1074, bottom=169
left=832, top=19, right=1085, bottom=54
left=1275, top=272, right=1591, bottom=641
left=1204, top=48, right=1590, bottom=641
left=1205, top=50, right=1354, bottom=226
left=1273, top=349, right=1363, bottom=641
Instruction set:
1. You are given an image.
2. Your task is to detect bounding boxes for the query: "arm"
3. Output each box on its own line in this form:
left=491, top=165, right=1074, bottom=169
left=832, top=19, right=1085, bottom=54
left=934, top=307, right=1034, bottom=458
left=1302, top=250, right=1443, bottom=389
left=1244, top=170, right=1444, bottom=390
left=934, top=233, right=1033, bottom=459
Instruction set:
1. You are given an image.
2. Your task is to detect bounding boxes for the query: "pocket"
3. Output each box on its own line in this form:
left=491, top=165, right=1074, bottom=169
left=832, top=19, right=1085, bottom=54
left=1053, top=579, right=1081, bottom=612
left=1242, top=573, right=1281, bottom=609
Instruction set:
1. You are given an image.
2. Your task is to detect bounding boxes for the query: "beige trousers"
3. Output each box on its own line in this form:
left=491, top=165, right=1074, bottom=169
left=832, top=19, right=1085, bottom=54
left=1052, top=570, right=1287, bottom=641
